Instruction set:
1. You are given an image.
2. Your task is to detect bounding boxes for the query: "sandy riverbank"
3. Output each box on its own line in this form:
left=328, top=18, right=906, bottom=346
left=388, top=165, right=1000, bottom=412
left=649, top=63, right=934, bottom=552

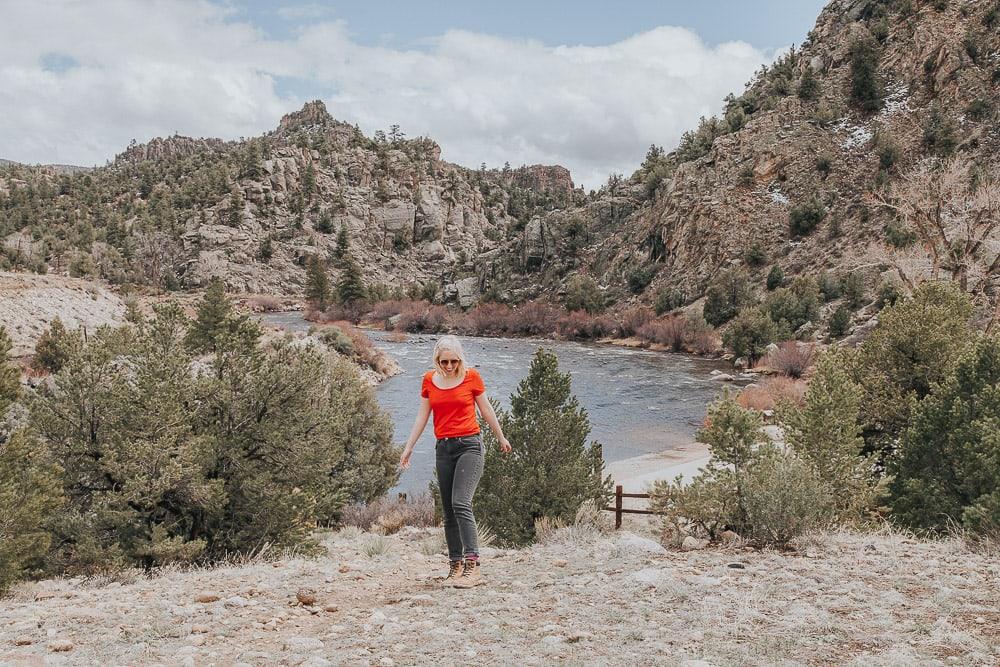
left=607, top=441, right=710, bottom=492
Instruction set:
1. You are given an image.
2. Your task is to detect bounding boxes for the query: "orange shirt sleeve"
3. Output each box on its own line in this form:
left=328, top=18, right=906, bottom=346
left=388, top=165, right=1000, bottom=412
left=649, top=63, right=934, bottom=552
left=420, top=371, right=432, bottom=398
left=469, top=368, right=485, bottom=396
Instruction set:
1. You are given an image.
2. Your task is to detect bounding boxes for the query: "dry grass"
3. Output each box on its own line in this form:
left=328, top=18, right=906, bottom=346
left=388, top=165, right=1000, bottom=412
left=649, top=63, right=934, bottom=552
left=243, top=295, right=284, bottom=313
left=759, top=341, right=816, bottom=378
left=340, top=494, right=438, bottom=533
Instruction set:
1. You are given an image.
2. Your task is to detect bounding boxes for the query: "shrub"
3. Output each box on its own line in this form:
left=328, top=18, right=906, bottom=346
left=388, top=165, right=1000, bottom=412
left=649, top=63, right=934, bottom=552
left=828, top=305, right=852, bottom=337
left=922, top=105, right=958, bottom=157
left=563, top=275, right=605, bottom=314
left=849, top=282, right=974, bottom=458
left=30, top=304, right=397, bottom=572
left=966, top=98, right=992, bottom=122
left=33, top=317, right=76, bottom=373
left=507, top=301, right=561, bottom=336
left=841, top=273, right=867, bottom=309
left=626, top=265, right=657, bottom=294
left=764, top=277, right=821, bottom=337
left=740, top=450, right=830, bottom=546
left=816, top=272, right=840, bottom=302
left=885, top=222, right=917, bottom=248
left=556, top=311, right=617, bottom=340
left=340, top=494, right=438, bottom=532
left=738, top=376, right=808, bottom=411
left=475, top=349, right=611, bottom=546
left=703, top=268, right=756, bottom=327
left=617, top=307, right=655, bottom=338
left=653, top=286, right=686, bottom=315
left=814, top=154, right=833, bottom=177
left=876, top=278, right=904, bottom=309
left=889, top=336, right=1000, bottom=533
left=797, top=65, right=821, bottom=101
left=1, top=327, right=62, bottom=594
left=780, top=351, right=879, bottom=522
left=761, top=342, right=815, bottom=378
left=744, top=243, right=767, bottom=267
left=395, top=304, right=449, bottom=333
left=766, top=266, right=784, bottom=291
left=637, top=316, right=687, bottom=351
left=789, top=197, right=826, bottom=237
left=723, top=308, right=778, bottom=362
left=849, top=37, right=883, bottom=113
left=314, top=324, right=355, bottom=356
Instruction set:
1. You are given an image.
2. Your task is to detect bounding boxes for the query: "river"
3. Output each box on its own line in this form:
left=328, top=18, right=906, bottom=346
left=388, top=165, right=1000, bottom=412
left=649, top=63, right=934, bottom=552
left=260, top=312, right=740, bottom=494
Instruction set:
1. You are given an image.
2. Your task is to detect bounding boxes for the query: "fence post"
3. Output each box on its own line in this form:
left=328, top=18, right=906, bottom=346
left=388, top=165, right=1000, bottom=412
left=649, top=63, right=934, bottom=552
left=614, top=484, right=623, bottom=529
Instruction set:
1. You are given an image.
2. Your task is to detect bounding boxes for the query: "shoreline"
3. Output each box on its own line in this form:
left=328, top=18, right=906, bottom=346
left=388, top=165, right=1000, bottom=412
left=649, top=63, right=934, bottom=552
left=606, top=440, right=709, bottom=492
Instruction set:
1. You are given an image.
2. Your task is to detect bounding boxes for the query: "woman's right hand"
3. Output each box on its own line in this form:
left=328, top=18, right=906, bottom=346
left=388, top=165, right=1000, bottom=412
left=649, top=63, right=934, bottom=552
left=399, top=448, right=412, bottom=469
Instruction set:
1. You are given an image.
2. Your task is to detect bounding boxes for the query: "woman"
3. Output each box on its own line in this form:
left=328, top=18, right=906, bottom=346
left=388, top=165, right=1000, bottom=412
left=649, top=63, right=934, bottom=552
left=398, top=335, right=512, bottom=588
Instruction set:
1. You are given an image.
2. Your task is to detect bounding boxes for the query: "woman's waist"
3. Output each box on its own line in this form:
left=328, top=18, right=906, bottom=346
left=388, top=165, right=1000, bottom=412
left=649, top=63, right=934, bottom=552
left=435, top=431, right=482, bottom=445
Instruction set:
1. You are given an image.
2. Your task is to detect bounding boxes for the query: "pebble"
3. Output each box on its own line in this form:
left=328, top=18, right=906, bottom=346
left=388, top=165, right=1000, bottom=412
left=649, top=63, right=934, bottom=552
left=191, top=624, right=211, bottom=634
left=553, top=559, right=568, bottom=568
left=323, top=604, right=339, bottom=613
left=297, top=588, right=317, bottom=606
left=681, top=536, right=709, bottom=551
left=284, top=636, right=324, bottom=651
left=13, top=637, right=33, bottom=646
left=195, top=593, right=220, bottom=603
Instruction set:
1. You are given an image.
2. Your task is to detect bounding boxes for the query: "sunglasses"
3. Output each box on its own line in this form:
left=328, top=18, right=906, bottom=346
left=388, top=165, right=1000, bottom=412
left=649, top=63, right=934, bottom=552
left=439, top=359, right=460, bottom=366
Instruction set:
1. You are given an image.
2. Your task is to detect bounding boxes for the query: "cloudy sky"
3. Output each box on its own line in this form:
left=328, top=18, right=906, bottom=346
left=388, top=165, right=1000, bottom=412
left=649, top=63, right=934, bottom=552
left=0, top=0, right=826, bottom=189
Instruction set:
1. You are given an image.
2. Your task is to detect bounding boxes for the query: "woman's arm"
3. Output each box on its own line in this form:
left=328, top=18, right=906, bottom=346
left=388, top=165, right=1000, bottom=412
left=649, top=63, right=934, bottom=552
left=475, top=394, right=512, bottom=453
left=399, top=397, right=432, bottom=469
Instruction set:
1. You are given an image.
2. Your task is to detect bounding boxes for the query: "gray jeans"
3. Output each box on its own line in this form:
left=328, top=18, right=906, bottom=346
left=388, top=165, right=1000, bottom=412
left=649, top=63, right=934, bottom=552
left=436, top=434, right=485, bottom=561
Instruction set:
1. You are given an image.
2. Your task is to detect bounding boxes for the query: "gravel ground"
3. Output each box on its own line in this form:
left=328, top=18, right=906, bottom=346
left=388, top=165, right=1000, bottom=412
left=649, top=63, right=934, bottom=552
left=1, top=527, right=998, bottom=666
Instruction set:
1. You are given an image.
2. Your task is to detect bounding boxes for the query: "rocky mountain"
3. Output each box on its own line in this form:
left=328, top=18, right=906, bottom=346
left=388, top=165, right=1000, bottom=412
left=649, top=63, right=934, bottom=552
left=1, top=0, right=996, bottom=325
left=499, top=0, right=999, bottom=325
left=0, top=101, right=580, bottom=299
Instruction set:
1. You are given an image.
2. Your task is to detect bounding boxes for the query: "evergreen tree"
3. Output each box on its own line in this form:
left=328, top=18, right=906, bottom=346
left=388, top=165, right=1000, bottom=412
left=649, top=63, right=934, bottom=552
left=476, top=349, right=611, bottom=546
left=227, top=188, right=244, bottom=227
left=185, top=278, right=239, bottom=354
left=889, top=336, right=1000, bottom=533
left=337, top=253, right=367, bottom=305
left=780, top=351, right=879, bottom=521
left=303, top=163, right=317, bottom=202
left=703, top=268, right=756, bottom=327
left=257, top=236, right=273, bottom=262
left=849, top=37, right=883, bottom=113
left=305, top=255, right=332, bottom=310
left=849, top=282, right=974, bottom=459
left=797, top=65, right=821, bottom=101
left=33, top=317, right=75, bottom=373
left=334, top=224, right=350, bottom=261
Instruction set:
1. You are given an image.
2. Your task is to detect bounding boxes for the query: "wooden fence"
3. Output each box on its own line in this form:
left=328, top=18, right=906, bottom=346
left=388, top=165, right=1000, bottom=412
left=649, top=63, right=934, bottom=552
left=603, top=484, right=662, bottom=529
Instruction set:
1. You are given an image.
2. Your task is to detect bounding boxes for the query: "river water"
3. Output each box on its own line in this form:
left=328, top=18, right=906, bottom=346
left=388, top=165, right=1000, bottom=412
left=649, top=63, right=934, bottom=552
left=261, top=312, right=738, bottom=494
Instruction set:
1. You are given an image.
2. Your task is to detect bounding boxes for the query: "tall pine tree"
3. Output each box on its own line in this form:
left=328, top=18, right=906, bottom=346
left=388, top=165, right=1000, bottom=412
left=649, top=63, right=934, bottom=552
left=476, top=348, right=611, bottom=546
left=186, top=278, right=240, bottom=354
left=305, top=255, right=332, bottom=310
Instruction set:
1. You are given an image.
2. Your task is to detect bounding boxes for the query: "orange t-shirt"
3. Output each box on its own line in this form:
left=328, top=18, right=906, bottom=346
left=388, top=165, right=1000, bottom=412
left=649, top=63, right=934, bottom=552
left=421, top=367, right=486, bottom=439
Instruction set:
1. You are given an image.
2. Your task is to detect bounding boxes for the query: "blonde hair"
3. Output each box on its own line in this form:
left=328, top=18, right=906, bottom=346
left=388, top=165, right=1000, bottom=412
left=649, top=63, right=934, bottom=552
left=433, top=335, right=467, bottom=377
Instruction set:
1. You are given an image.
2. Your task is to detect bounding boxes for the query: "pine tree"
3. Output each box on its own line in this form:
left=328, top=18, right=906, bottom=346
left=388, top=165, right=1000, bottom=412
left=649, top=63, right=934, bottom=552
left=334, top=224, right=350, bottom=261
left=797, top=64, right=821, bottom=101
left=227, top=187, right=244, bottom=227
left=1, top=326, right=62, bottom=594
left=780, top=351, right=879, bottom=521
left=33, top=317, right=75, bottom=373
left=337, top=253, right=367, bottom=305
left=303, top=163, right=317, bottom=202
left=185, top=278, right=238, bottom=354
left=476, top=348, right=611, bottom=546
left=849, top=37, right=883, bottom=113
left=305, top=255, right=332, bottom=310
left=889, top=335, right=1000, bottom=533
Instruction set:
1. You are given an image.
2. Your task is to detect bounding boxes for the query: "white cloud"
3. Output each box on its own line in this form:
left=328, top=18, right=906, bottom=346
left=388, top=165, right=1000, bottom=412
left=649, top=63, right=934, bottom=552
left=0, top=1, right=773, bottom=188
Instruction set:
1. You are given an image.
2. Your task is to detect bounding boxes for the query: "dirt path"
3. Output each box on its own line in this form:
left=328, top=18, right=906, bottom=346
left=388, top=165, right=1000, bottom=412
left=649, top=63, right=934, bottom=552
left=2, top=528, right=998, bottom=666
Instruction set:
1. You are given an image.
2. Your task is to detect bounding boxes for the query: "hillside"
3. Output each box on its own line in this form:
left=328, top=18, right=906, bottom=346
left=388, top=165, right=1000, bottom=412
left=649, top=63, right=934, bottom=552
left=1, top=526, right=997, bottom=665
left=503, top=0, right=1000, bottom=326
left=0, top=103, right=578, bottom=299
left=0, top=0, right=996, bottom=329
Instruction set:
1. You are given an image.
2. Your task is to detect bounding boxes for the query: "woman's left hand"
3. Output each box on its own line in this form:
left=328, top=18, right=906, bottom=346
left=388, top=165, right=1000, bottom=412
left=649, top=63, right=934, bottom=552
left=498, top=437, right=512, bottom=454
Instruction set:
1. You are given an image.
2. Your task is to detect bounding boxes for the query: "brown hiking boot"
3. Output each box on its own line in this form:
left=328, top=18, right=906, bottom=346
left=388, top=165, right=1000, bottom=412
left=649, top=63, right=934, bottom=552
left=453, top=559, right=482, bottom=588
left=442, top=559, right=463, bottom=583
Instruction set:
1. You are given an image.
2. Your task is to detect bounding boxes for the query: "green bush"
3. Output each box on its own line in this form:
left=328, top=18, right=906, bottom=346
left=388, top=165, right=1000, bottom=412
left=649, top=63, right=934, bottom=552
left=652, top=393, right=829, bottom=547
left=828, top=305, right=852, bottom=337
left=797, top=65, right=821, bottom=101
left=33, top=317, right=77, bottom=373
left=653, top=286, right=686, bottom=315
left=315, top=325, right=355, bottom=356
left=922, top=105, right=958, bottom=157
left=722, top=308, right=778, bottom=362
left=703, top=269, right=756, bottom=327
left=780, top=351, right=879, bottom=522
left=30, top=305, right=397, bottom=572
left=841, top=273, right=867, bottom=309
left=1, top=327, right=63, bottom=595
left=849, top=37, right=883, bottom=113
left=889, top=336, right=1000, bottom=533
left=764, top=277, right=821, bottom=338
left=788, top=198, right=826, bottom=237
left=966, top=98, right=993, bottom=122
left=885, top=222, right=917, bottom=248
left=766, top=265, right=784, bottom=291
left=876, top=277, right=904, bottom=309
left=849, top=282, right=974, bottom=459
left=743, top=243, right=767, bottom=267
left=563, top=275, right=605, bottom=314
left=817, top=272, right=841, bottom=302
left=626, top=265, right=657, bottom=294
left=475, top=349, right=611, bottom=546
